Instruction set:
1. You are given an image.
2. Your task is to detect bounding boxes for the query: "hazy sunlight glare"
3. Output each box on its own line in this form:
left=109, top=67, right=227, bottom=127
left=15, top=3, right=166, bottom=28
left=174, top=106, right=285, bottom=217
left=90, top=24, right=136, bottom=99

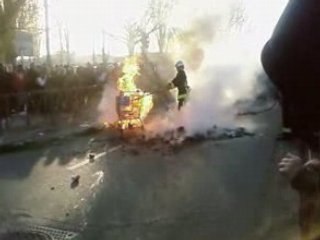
left=45, top=0, right=288, bottom=57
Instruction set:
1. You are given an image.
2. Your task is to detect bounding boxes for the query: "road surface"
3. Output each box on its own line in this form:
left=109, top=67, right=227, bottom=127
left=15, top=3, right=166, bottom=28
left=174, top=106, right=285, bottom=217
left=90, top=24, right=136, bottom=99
left=0, top=105, right=300, bottom=240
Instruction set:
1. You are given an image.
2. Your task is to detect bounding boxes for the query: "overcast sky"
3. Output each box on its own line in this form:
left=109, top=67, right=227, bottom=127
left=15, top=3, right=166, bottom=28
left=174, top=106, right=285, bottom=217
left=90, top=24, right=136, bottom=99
left=41, top=0, right=288, bottom=57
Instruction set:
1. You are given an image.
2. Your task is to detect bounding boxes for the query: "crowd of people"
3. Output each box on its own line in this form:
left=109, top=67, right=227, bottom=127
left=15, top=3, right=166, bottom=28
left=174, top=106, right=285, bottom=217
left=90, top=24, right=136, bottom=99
left=0, top=62, right=121, bottom=93
left=0, top=62, right=121, bottom=125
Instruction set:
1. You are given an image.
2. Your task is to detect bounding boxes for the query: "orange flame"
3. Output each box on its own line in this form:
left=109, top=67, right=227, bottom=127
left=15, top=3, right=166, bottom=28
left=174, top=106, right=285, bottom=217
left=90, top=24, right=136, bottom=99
left=116, top=56, right=153, bottom=130
left=118, top=56, right=139, bottom=92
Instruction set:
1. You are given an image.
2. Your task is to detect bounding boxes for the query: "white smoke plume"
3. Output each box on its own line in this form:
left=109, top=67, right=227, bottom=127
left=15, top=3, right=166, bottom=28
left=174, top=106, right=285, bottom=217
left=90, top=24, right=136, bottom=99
left=97, top=80, right=118, bottom=124
left=144, top=0, right=286, bottom=135
left=97, top=0, right=287, bottom=135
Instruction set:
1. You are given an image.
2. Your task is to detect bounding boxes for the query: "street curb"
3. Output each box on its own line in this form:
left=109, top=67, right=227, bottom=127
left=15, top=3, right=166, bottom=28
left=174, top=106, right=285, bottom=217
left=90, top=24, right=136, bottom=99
left=0, top=126, right=103, bottom=154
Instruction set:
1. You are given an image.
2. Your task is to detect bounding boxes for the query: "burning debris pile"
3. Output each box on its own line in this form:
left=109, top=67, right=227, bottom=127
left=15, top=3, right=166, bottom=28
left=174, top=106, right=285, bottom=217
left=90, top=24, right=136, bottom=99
left=121, top=125, right=255, bottom=155
left=99, top=56, right=254, bottom=149
left=108, top=56, right=154, bottom=131
left=147, top=126, right=254, bottom=144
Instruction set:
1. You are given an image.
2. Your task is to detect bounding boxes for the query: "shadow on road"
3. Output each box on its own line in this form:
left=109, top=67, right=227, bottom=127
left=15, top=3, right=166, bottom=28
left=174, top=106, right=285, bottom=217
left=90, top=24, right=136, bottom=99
left=82, top=131, right=281, bottom=240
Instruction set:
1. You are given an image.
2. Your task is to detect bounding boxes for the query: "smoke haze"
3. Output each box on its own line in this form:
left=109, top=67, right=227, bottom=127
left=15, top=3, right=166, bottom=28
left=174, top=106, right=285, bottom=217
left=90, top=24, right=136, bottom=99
left=98, top=0, right=287, bottom=135
left=145, top=0, right=287, bottom=135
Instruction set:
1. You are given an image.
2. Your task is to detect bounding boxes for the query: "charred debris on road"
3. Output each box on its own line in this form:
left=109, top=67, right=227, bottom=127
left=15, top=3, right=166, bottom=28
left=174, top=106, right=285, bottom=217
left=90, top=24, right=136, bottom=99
left=0, top=123, right=254, bottom=155
left=115, top=125, right=255, bottom=156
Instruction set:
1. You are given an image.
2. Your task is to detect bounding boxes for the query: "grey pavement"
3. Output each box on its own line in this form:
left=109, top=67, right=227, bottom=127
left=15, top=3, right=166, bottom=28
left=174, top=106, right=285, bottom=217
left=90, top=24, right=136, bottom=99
left=0, top=105, right=301, bottom=240
left=0, top=122, right=101, bottom=154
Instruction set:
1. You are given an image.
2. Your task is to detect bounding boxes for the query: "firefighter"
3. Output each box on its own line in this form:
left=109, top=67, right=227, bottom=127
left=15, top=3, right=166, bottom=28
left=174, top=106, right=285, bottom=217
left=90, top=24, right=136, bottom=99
left=168, top=61, right=190, bottom=110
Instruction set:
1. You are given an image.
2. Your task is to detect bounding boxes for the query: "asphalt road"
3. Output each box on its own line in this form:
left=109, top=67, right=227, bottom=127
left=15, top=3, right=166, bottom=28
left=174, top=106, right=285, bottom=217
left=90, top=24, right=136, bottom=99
left=0, top=105, right=301, bottom=240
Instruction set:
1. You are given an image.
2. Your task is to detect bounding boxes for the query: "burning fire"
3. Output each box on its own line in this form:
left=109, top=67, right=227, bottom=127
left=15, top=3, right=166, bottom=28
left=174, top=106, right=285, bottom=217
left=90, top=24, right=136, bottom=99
left=118, top=57, right=139, bottom=92
left=115, top=56, right=153, bottom=130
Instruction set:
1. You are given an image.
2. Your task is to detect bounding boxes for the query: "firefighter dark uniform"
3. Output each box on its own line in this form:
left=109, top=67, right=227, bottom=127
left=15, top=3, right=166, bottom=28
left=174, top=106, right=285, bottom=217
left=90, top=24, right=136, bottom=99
left=169, top=61, right=189, bottom=110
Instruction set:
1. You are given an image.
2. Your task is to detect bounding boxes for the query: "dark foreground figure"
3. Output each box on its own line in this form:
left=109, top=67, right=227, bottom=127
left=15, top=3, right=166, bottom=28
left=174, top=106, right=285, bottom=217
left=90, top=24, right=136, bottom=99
left=262, top=0, right=320, bottom=239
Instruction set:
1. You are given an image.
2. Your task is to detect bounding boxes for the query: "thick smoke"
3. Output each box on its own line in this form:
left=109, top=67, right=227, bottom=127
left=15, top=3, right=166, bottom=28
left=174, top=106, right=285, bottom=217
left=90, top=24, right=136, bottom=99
left=177, top=15, right=220, bottom=71
left=98, top=0, right=285, bottom=135
left=97, top=80, right=118, bottom=125
left=145, top=0, right=283, bottom=135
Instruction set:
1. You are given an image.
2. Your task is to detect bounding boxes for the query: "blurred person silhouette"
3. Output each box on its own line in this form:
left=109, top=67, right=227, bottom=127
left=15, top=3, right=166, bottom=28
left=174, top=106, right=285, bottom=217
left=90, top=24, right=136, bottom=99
left=167, top=61, right=190, bottom=111
left=262, top=0, right=320, bottom=239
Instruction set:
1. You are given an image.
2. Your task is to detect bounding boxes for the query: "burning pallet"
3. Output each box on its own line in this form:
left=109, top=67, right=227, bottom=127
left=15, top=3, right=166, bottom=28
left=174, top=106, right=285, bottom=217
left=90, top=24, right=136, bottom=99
left=116, top=90, right=152, bottom=130
left=110, top=56, right=153, bottom=132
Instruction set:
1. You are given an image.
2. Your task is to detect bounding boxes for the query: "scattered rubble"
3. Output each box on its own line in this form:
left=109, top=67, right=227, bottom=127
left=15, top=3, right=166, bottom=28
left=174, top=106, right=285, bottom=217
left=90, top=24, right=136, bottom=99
left=71, top=175, right=80, bottom=189
left=154, top=126, right=253, bottom=145
left=121, top=125, right=255, bottom=155
left=88, top=138, right=95, bottom=146
left=124, top=146, right=140, bottom=156
left=130, top=149, right=140, bottom=156
left=89, top=153, right=95, bottom=163
left=151, top=145, right=161, bottom=152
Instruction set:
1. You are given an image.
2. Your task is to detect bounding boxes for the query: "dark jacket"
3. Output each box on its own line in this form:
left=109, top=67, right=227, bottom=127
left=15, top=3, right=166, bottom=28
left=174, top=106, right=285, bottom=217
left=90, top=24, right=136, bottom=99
left=261, top=0, right=320, bottom=150
left=172, top=69, right=188, bottom=95
left=262, top=1, right=320, bottom=239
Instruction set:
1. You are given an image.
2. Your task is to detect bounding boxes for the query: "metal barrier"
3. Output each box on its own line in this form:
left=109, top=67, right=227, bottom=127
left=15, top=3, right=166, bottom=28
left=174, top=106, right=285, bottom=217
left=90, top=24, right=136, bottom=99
left=0, top=85, right=103, bottom=129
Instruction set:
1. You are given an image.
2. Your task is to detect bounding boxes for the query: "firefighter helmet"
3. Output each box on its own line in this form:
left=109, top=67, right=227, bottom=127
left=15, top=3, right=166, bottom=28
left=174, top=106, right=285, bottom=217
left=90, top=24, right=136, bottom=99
left=175, top=61, right=184, bottom=69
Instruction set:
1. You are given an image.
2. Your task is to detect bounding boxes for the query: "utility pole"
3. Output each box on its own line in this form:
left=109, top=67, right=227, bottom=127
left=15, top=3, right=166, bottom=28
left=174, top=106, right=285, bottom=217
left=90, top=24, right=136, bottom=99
left=92, top=40, right=96, bottom=65
left=58, top=25, right=64, bottom=65
left=44, top=0, right=52, bottom=67
left=102, top=30, right=106, bottom=65
left=64, top=27, right=70, bottom=65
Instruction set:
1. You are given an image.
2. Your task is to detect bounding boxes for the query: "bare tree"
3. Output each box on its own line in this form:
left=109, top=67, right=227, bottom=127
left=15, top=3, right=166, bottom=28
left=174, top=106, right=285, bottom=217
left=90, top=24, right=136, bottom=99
left=64, top=27, right=70, bottom=64
left=0, top=0, right=40, bottom=62
left=0, top=0, right=27, bottom=62
left=123, top=20, right=158, bottom=55
left=58, top=23, right=64, bottom=64
left=147, top=0, right=177, bottom=53
left=122, top=0, right=176, bottom=55
left=136, top=8, right=159, bottom=53
left=16, top=0, right=38, bottom=31
left=55, top=20, right=71, bottom=65
left=228, top=0, right=247, bottom=31
left=17, top=0, right=40, bottom=58
left=124, top=21, right=140, bottom=56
